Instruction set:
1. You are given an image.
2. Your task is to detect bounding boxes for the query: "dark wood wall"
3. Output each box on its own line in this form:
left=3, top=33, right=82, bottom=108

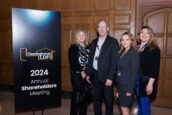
left=0, top=0, right=136, bottom=91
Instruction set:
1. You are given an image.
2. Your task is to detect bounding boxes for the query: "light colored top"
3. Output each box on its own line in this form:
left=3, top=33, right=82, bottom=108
left=93, top=37, right=106, bottom=70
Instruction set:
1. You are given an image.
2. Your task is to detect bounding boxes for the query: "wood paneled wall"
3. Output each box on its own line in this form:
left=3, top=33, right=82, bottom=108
left=136, top=0, right=172, bottom=107
left=0, top=0, right=136, bottom=91
left=0, top=1, right=13, bottom=85
left=144, top=8, right=172, bottom=108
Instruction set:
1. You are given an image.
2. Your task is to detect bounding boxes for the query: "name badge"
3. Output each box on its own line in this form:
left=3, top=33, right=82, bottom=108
left=116, top=71, right=121, bottom=77
left=95, top=56, right=99, bottom=60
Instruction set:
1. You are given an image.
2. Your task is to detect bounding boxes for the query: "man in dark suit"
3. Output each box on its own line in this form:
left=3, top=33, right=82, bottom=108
left=84, top=19, right=119, bottom=115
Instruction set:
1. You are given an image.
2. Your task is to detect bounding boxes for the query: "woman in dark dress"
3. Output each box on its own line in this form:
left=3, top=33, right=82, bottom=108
left=136, top=26, right=160, bottom=115
left=116, top=32, right=140, bottom=115
left=69, top=29, right=90, bottom=115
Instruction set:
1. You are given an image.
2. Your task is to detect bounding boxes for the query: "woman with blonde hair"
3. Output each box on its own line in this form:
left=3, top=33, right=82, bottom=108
left=116, top=32, right=140, bottom=115
left=136, top=26, right=160, bottom=115
left=69, top=29, right=90, bottom=115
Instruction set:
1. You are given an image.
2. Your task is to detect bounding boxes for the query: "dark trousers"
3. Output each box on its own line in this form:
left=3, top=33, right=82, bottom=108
left=93, top=70, right=114, bottom=115
left=70, top=72, right=87, bottom=115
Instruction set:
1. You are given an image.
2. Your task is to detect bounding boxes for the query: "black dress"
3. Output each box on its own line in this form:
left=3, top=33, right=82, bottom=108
left=69, top=44, right=90, bottom=115
left=138, top=46, right=160, bottom=98
left=116, top=48, right=140, bottom=107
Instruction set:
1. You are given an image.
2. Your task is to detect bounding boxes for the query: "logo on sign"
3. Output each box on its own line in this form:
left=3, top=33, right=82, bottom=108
left=20, top=48, right=55, bottom=61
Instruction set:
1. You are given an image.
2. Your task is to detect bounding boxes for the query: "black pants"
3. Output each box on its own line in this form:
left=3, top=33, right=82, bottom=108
left=93, top=70, right=114, bottom=115
left=70, top=72, right=87, bottom=115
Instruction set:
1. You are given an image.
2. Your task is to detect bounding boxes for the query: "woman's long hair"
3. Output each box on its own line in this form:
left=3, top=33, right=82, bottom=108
left=139, top=26, right=158, bottom=51
left=73, top=29, right=88, bottom=46
left=119, top=32, right=137, bottom=53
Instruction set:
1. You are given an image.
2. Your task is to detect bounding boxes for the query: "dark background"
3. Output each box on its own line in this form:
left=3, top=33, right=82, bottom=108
left=12, top=8, right=61, bottom=112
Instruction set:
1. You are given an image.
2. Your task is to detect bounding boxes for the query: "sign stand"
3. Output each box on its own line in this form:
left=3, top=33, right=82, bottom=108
left=32, top=109, right=44, bottom=115
left=41, top=109, right=44, bottom=115
left=32, top=109, right=35, bottom=115
left=12, top=8, right=61, bottom=113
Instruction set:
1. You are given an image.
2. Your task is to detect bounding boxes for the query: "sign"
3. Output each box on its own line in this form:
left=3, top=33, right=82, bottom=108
left=12, top=8, right=61, bottom=112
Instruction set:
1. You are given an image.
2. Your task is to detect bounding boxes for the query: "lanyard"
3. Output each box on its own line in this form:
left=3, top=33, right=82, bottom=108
left=96, top=38, right=105, bottom=52
left=96, top=44, right=102, bottom=52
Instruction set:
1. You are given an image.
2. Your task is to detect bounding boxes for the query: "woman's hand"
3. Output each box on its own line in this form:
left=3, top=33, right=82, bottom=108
left=86, top=76, right=91, bottom=83
left=146, top=83, right=153, bottom=95
left=81, top=71, right=86, bottom=79
left=146, top=78, right=155, bottom=95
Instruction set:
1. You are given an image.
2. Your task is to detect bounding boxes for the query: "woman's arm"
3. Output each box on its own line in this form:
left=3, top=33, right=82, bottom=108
left=127, top=51, right=140, bottom=95
left=146, top=78, right=155, bottom=95
left=69, top=45, right=82, bottom=72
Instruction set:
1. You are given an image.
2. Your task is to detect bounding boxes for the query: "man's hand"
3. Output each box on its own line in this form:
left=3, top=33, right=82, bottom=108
left=86, top=76, right=91, bottom=83
left=105, top=79, right=112, bottom=86
left=126, top=92, right=132, bottom=96
left=116, top=92, right=119, bottom=98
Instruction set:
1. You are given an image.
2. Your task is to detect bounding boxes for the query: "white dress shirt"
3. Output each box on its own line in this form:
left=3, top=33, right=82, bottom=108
left=93, top=37, right=106, bottom=70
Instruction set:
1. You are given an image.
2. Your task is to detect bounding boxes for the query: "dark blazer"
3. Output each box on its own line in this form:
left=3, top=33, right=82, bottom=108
left=116, top=48, right=140, bottom=94
left=139, top=46, right=160, bottom=97
left=69, top=44, right=82, bottom=72
left=85, top=35, right=119, bottom=83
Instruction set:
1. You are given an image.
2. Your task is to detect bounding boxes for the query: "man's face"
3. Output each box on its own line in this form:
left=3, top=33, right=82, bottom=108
left=97, top=21, right=109, bottom=38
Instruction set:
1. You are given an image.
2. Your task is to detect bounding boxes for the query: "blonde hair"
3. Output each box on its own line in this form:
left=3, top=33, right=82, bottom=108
left=139, top=26, right=158, bottom=51
left=119, top=32, right=137, bottom=53
left=74, top=29, right=88, bottom=45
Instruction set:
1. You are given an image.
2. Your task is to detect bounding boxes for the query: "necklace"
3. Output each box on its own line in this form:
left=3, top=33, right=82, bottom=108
left=138, top=43, right=148, bottom=52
